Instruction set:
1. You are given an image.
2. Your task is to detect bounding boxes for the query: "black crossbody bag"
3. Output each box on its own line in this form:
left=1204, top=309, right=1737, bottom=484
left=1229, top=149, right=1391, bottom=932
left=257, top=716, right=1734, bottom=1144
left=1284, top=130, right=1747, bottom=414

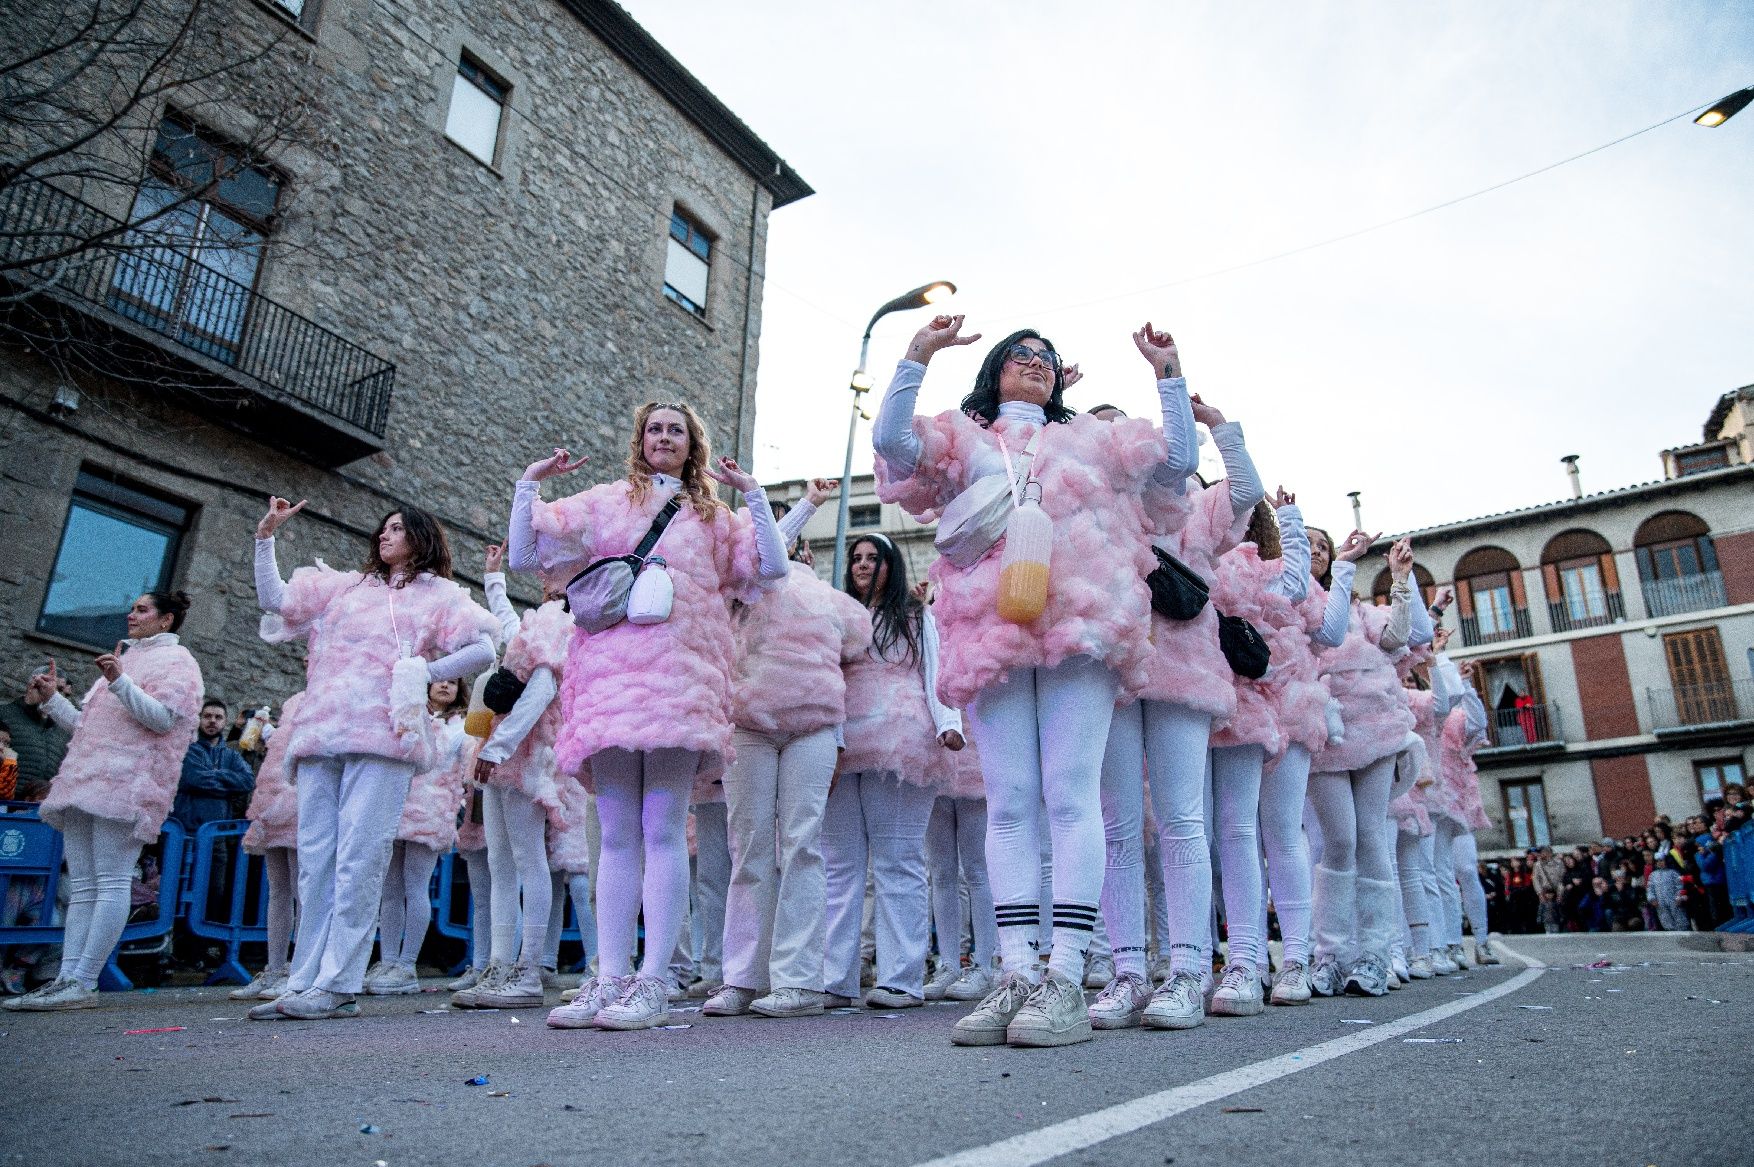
left=1145, top=547, right=1210, bottom=620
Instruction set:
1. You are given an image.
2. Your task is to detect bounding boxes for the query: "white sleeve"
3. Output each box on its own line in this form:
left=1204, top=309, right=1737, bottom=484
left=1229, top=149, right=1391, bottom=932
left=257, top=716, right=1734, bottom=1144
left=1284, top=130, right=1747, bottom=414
left=426, top=634, right=496, bottom=684
left=1409, top=583, right=1435, bottom=648
left=506, top=479, right=552, bottom=575
left=106, top=674, right=177, bottom=734
left=777, top=498, right=818, bottom=546
left=1462, top=687, right=1489, bottom=743
left=1314, top=560, right=1357, bottom=647
left=1210, top=421, right=1266, bottom=518
left=833, top=722, right=846, bottom=750
left=919, top=608, right=961, bottom=737
left=1380, top=579, right=1413, bottom=652
left=477, top=667, right=557, bottom=765
left=1268, top=505, right=1311, bottom=602
left=484, top=573, right=521, bottom=643
left=1429, top=653, right=1459, bottom=719
left=1148, top=376, right=1200, bottom=494
left=873, top=360, right=927, bottom=478
left=41, top=692, right=81, bottom=734
left=744, top=487, right=789, bottom=581
left=254, top=537, right=287, bottom=614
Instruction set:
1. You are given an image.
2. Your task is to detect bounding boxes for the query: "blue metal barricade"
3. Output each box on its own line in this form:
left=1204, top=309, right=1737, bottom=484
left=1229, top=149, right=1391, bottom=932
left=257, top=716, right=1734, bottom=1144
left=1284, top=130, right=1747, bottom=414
left=0, top=805, right=185, bottom=991
left=181, top=819, right=268, bottom=985
left=430, top=852, right=588, bottom=973
left=1720, top=822, right=1754, bottom=933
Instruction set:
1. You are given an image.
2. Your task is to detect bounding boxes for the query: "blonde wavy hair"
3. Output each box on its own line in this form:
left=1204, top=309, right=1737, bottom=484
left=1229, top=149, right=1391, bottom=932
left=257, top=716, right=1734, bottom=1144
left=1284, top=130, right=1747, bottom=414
left=626, top=401, right=724, bottom=521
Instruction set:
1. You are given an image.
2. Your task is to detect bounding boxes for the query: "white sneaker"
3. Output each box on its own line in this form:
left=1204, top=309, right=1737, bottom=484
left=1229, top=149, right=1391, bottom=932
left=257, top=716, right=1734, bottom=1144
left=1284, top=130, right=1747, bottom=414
left=1083, top=955, right=1115, bottom=990
left=1407, top=955, right=1436, bottom=980
left=663, top=979, right=688, bottom=1003
left=924, top=963, right=962, bottom=1001
left=368, top=963, right=421, bottom=996
left=1431, top=949, right=1458, bottom=976
left=594, top=975, right=672, bottom=1030
left=864, top=985, right=923, bottom=1010
left=1343, top=954, right=1390, bottom=998
left=1007, top=970, right=1092, bottom=1047
left=360, top=960, right=391, bottom=989
left=1309, top=957, right=1346, bottom=998
left=447, top=965, right=487, bottom=992
left=2, top=977, right=96, bottom=1011
left=702, top=985, right=760, bottom=1016
left=944, top=965, right=994, bottom=1002
left=275, top=988, right=359, bottom=1019
left=1270, top=961, right=1312, bottom=1006
left=1208, top=963, right=1264, bottom=1017
left=1088, top=971, right=1151, bottom=1029
left=685, top=979, right=716, bottom=1000
left=540, top=966, right=560, bottom=989
left=751, top=988, right=828, bottom=1018
left=1390, top=952, right=1411, bottom=984
left=228, top=970, right=279, bottom=1001
left=823, top=993, right=859, bottom=1010
left=950, top=972, right=1036, bottom=1046
left=1475, top=937, right=1501, bottom=966
left=1142, top=972, right=1205, bottom=1030
left=471, top=962, right=544, bottom=1008
left=546, top=976, right=625, bottom=1028
left=451, top=961, right=508, bottom=1008
left=1447, top=943, right=1470, bottom=971
left=257, top=972, right=290, bottom=1000
left=247, top=992, right=297, bottom=1021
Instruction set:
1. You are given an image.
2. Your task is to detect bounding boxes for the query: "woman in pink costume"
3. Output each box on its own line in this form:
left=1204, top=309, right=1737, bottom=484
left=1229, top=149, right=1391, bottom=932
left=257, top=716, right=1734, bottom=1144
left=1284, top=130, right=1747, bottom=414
left=232, top=691, right=304, bottom=1002
left=367, top=680, right=471, bottom=995
left=1307, top=537, right=1433, bottom=998
left=1432, top=654, right=1497, bottom=966
left=874, top=315, right=1196, bottom=1048
left=509, top=402, right=789, bottom=1031
left=7, top=593, right=202, bottom=1012
left=704, top=482, right=873, bottom=1019
left=1390, top=655, right=1444, bottom=984
left=252, top=501, right=498, bottom=1021
left=1090, top=391, right=1261, bottom=1033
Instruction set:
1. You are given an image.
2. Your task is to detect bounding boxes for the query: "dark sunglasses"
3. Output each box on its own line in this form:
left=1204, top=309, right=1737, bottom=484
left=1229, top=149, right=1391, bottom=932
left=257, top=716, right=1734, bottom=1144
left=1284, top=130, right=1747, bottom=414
left=1004, top=344, right=1059, bottom=371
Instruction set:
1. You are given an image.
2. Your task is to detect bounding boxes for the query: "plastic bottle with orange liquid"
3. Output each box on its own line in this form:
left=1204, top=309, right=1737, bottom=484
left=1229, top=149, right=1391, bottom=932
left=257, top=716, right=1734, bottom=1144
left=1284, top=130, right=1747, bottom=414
left=997, top=479, right=1052, bottom=624
left=463, top=672, right=495, bottom=738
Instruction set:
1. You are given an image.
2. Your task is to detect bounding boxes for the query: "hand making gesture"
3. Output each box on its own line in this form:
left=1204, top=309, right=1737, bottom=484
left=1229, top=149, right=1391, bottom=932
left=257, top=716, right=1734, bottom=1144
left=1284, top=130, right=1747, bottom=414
left=905, top=315, right=983, bottom=365
left=523, top=448, right=589, bottom=482
left=1335, top=530, right=1379, bottom=564
left=705, top=455, right=760, bottom=495
left=1388, top=538, right=1415, bottom=582
left=257, top=496, right=306, bottom=540
left=803, top=478, right=840, bottom=507
left=1132, top=322, right=1182, bottom=379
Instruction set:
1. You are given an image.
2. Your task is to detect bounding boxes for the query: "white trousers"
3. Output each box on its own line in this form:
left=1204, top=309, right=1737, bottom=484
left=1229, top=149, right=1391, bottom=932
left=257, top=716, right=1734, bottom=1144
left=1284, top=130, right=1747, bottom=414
left=822, top=769, right=936, bottom=998
left=591, top=747, right=700, bottom=980
left=968, top=654, right=1118, bottom=981
left=1307, top=754, right=1396, bottom=967
left=1433, top=818, right=1489, bottom=946
left=927, top=795, right=998, bottom=971
left=722, top=726, right=837, bottom=992
left=542, top=870, right=596, bottom=971
left=1211, top=744, right=1266, bottom=971
left=289, top=754, right=415, bottom=995
left=376, top=839, right=439, bottom=968
left=483, top=783, right=552, bottom=967
left=1100, top=699, right=1213, bottom=978
left=57, top=809, right=143, bottom=989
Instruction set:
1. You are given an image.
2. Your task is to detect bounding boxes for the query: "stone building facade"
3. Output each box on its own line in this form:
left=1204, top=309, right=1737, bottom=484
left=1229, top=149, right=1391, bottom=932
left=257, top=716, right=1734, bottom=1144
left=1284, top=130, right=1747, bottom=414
left=0, top=0, right=809, bottom=711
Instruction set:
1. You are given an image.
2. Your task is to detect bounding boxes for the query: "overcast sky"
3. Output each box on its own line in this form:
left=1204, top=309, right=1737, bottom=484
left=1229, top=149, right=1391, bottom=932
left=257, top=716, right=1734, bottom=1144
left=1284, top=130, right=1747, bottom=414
left=622, top=0, right=1754, bottom=537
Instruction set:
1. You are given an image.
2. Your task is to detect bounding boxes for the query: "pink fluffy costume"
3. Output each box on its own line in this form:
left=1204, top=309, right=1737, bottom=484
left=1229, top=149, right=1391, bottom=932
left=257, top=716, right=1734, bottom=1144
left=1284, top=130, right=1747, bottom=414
left=236, top=691, right=303, bottom=999
left=27, top=634, right=202, bottom=1002
left=508, top=470, right=788, bottom=1029
left=1431, top=660, right=1495, bottom=962
left=874, top=351, right=1193, bottom=1031
left=721, top=525, right=873, bottom=1008
left=254, top=538, right=498, bottom=1013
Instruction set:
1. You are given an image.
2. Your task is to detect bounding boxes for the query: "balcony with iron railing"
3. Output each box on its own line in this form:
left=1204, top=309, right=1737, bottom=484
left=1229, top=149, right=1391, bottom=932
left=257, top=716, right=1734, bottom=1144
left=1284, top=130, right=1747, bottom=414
left=1640, top=571, right=1729, bottom=619
left=1546, top=590, right=1626, bottom=634
left=1477, top=702, right=1565, bottom=756
left=1460, top=606, right=1534, bottom=647
left=0, top=179, right=395, bottom=466
left=1647, top=677, right=1754, bottom=736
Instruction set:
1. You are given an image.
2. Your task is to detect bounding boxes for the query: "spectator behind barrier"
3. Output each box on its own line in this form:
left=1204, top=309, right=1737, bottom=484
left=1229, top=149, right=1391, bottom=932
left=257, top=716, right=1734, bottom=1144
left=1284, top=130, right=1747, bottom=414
left=172, top=699, right=256, bottom=831
left=0, top=664, right=73, bottom=801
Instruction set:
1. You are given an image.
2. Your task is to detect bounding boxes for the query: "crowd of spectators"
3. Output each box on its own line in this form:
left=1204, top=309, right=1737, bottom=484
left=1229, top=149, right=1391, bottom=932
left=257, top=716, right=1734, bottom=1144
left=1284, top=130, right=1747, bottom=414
left=1480, top=787, right=1751, bottom=935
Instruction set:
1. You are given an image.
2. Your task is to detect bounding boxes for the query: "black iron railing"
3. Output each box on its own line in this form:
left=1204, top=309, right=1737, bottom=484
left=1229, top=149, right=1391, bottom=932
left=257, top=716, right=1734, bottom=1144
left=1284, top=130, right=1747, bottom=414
left=1647, top=677, right=1753, bottom=731
left=1640, top=571, right=1728, bottom=619
left=1547, top=589, right=1626, bottom=633
left=0, top=179, right=394, bottom=436
left=1460, top=606, right=1533, bottom=647
left=1480, top=702, right=1564, bottom=750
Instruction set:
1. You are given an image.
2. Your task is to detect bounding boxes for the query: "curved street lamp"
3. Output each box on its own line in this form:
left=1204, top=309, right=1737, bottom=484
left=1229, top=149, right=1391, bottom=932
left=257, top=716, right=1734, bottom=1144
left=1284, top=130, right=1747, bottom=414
left=1695, top=85, right=1754, bottom=127
left=831, top=280, right=956, bottom=584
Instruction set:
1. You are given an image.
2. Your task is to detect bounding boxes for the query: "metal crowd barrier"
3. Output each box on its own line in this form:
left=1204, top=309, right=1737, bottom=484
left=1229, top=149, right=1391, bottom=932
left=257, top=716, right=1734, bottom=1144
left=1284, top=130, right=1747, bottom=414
left=180, top=820, right=269, bottom=986
left=1720, top=821, right=1754, bottom=934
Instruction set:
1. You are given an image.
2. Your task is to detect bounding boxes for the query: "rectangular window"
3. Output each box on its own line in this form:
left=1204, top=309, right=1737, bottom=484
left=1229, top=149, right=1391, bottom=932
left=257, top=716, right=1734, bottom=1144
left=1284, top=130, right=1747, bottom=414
left=38, top=471, right=191, bottom=648
left=1501, top=779, right=1551, bottom=851
left=445, top=55, right=507, bottom=166
left=848, top=504, right=881, bottom=529
left=1472, top=572, right=1516, bottom=639
left=1675, top=447, right=1730, bottom=476
left=1663, top=627, right=1735, bottom=724
left=663, top=209, right=711, bottom=316
left=1559, top=559, right=1608, bottom=623
left=109, top=117, right=281, bottom=361
left=1695, top=758, right=1746, bottom=802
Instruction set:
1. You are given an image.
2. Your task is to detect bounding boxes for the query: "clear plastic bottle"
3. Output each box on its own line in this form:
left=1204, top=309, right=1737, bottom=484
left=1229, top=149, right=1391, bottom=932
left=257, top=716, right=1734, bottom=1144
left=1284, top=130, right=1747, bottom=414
left=463, top=672, right=495, bottom=738
left=997, top=480, right=1052, bottom=624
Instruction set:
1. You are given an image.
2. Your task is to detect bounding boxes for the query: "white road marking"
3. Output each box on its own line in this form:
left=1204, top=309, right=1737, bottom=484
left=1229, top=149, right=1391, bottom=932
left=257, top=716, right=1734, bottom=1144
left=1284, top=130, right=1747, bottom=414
left=909, top=962, right=1545, bottom=1167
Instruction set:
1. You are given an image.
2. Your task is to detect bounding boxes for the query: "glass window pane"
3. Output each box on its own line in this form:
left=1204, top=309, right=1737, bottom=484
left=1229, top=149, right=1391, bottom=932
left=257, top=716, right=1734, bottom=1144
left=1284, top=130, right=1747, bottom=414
left=274, top=0, right=305, bottom=16
left=1562, top=564, right=1606, bottom=620
left=688, top=230, right=711, bottom=261
left=665, top=237, right=709, bottom=309
left=445, top=73, right=502, bottom=165
left=216, top=162, right=281, bottom=222
left=153, top=121, right=213, bottom=187
left=1527, top=784, right=1550, bottom=848
left=1477, top=585, right=1514, bottom=636
left=39, top=500, right=178, bottom=647
left=1506, top=786, right=1530, bottom=850
left=670, top=211, right=689, bottom=242
left=110, top=182, right=200, bottom=322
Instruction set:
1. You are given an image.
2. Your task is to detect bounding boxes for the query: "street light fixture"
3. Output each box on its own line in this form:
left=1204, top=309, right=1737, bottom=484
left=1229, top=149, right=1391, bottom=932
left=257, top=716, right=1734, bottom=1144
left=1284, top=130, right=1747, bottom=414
left=1695, top=85, right=1754, bottom=127
left=831, top=280, right=957, bottom=585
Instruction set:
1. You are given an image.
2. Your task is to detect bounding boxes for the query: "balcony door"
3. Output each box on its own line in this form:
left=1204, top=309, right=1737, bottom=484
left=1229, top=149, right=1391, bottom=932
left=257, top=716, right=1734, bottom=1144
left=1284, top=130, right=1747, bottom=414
left=1663, top=628, right=1735, bottom=725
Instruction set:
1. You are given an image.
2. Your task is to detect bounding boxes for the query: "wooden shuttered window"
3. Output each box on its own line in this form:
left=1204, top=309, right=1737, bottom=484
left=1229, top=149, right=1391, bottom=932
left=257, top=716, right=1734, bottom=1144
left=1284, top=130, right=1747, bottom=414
left=1663, top=627, right=1734, bottom=724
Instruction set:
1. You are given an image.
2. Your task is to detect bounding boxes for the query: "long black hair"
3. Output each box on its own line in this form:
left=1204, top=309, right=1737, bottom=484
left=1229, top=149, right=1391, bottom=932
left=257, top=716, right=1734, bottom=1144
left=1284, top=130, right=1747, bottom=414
left=843, top=534, right=922, bottom=665
left=959, top=329, right=1076, bottom=426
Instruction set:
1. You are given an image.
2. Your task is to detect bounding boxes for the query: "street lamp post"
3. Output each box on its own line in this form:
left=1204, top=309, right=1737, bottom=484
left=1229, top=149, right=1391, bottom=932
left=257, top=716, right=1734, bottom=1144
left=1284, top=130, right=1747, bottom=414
left=1695, top=84, right=1754, bottom=127
left=831, top=281, right=956, bottom=585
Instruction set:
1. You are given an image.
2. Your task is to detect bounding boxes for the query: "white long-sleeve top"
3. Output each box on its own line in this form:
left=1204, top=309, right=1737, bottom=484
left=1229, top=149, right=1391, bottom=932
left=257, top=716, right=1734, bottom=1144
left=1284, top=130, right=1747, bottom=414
left=1262, top=503, right=1313, bottom=602
left=1432, top=652, right=1489, bottom=740
left=918, top=606, right=962, bottom=738
left=1380, top=579, right=1415, bottom=652
left=483, top=572, right=522, bottom=643
left=40, top=633, right=180, bottom=735
left=254, top=536, right=496, bottom=682
left=1208, top=420, right=1267, bottom=520
left=477, top=666, right=558, bottom=765
left=777, top=498, right=816, bottom=547
left=873, top=359, right=1201, bottom=494
left=1312, top=559, right=1357, bottom=647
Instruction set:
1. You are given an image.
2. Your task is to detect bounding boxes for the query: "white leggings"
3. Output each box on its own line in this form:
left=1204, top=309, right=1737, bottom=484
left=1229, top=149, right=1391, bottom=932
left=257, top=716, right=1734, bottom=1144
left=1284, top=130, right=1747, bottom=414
left=377, top=840, right=440, bottom=968
left=1433, top=819, right=1489, bottom=945
left=591, top=747, right=699, bottom=980
left=543, top=870, right=595, bottom=971
left=1307, top=756, right=1397, bottom=882
left=822, top=770, right=937, bottom=998
left=1100, top=698, right=1212, bottom=979
left=1257, top=744, right=1313, bottom=966
left=968, top=654, right=1118, bottom=983
left=262, top=847, right=298, bottom=975
left=459, top=847, right=491, bottom=971
left=57, top=810, right=142, bottom=990
left=483, top=783, right=552, bottom=967
left=1211, top=745, right=1266, bottom=972
left=927, top=796, right=997, bottom=971
left=1396, top=828, right=1435, bottom=957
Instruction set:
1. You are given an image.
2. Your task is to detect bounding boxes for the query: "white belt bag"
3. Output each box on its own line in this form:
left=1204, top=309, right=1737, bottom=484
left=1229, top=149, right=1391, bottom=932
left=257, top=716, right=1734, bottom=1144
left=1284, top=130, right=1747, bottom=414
left=933, top=430, right=1042, bottom=570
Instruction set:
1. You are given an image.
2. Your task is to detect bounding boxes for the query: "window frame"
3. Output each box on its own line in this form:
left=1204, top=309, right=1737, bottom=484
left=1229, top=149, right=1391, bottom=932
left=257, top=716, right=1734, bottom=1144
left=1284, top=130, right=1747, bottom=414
left=1694, top=757, right=1746, bottom=803
left=444, top=52, right=511, bottom=168
left=1500, top=777, right=1552, bottom=851
left=662, top=208, right=713, bottom=317
left=847, top=503, right=881, bottom=530
left=36, top=470, right=192, bottom=650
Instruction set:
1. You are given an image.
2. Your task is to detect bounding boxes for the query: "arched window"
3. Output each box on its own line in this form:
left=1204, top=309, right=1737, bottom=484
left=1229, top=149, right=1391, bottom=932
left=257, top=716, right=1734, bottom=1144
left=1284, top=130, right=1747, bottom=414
left=1453, top=546, right=1530, bottom=645
left=1633, top=511, right=1724, bottom=617
left=1539, top=528, right=1624, bottom=631
left=1370, top=564, right=1435, bottom=607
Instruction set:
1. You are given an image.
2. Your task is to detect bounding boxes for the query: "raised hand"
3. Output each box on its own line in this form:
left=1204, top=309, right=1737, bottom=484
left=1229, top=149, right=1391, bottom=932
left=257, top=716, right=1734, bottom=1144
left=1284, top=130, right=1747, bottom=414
left=1189, top=392, right=1225, bottom=428
left=904, top=314, right=983, bottom=364
left=257, top=496, right=306, bottom=539
left=1335, top=530, right=1380, bottom=564
left=1132, top=322, right=1182, bottom=379
left=24, top=659, right=57, bottom=705
left=1271, top=486, right=1296, bottom=508
left=1457, top=660, right=1478, bottom=683
left=1060, top=362, right=1084, bottom=389
left=1431, top=584, right=1455, bottom=611
left=95, top=642, right=123, bottom=684
left=939, top=729, right=965, bottom=751
left=705, top=455, right=759, bottom=494
left=484, top=543, right=505, bottom=574
left=1388, top=537, right=1414, bottom=581
left=1434, top=626, right=1455, bottom=652
left=523, top=448, right=589, bottom=482
left=804, top=478, right=840, bottom=507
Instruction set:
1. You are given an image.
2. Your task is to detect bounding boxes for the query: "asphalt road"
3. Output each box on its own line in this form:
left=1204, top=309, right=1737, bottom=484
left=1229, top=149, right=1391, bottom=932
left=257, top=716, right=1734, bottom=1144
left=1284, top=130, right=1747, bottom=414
left=5, top=933, right=1746, bottom=1167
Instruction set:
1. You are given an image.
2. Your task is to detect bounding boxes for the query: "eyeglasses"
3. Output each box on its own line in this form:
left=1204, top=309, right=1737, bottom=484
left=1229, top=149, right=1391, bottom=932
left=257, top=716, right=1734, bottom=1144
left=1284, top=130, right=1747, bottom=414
left=1004, top=344, right=1059, bottom=371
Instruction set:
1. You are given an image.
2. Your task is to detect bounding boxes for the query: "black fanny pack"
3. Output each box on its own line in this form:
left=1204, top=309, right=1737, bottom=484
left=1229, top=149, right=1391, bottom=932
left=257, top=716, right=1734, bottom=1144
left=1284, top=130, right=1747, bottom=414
left=1146, top=547, right=1209, bottom=620
left=482, top=667, right=527, bottom=714
left=1218, top=612, right=1271, bottom=679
